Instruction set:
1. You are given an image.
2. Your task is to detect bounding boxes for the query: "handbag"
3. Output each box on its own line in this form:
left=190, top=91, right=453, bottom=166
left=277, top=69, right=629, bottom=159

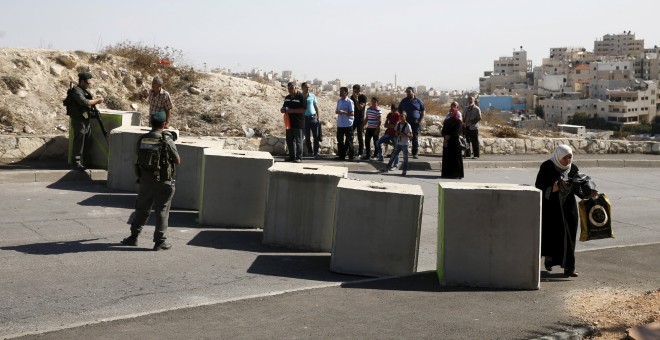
left=458, top=136, right=467, bottom=150
left=579, top=193, right=613, bottom=241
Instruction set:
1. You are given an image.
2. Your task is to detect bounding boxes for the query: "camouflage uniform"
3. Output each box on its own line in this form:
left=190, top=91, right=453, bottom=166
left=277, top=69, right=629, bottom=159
left=130, top=130, right=179, bottom=246
left=65, top=85, right=93, bottom=168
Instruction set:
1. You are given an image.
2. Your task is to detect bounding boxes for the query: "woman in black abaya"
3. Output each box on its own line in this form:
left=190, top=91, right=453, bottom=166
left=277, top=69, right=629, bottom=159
left=440, top=102, right=464, bottom=179
left=535, top=145, right=596, bottom=277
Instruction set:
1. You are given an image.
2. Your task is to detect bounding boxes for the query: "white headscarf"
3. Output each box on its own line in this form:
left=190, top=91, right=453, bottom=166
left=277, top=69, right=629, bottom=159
left=550, top=144, right=573, bottom=175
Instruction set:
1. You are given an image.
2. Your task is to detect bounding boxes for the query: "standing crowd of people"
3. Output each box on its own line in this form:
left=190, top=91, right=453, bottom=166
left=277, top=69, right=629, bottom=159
left=280, top=83, right=484, bottom=178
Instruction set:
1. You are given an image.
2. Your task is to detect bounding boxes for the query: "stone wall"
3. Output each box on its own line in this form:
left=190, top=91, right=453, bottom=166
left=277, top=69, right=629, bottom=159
left=1, top=134, right=659, bottom=162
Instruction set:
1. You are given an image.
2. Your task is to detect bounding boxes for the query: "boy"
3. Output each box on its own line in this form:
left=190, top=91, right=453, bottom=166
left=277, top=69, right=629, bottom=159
left=383, top=112, right=412, bottom=176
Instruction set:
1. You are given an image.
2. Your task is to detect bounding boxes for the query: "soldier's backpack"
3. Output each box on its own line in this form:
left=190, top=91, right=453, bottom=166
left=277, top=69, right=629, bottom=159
left=136, top=132, right=174, bottom=181
left=62, top=86, right=76, bottom=116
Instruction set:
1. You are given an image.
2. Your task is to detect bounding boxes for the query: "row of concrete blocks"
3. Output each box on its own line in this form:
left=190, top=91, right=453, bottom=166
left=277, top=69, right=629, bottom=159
left=107, top=126, right=542, bottom=290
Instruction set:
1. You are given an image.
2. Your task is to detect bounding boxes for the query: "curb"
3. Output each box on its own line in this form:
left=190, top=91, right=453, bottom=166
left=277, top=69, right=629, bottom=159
left=0, top=169, right=107, bottom=184
left=0, top=158, right=658, bottom=185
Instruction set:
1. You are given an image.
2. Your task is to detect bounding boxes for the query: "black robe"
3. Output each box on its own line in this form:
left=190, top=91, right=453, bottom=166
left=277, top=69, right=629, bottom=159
left=441, top=117, right=464, bottom=179
left=534, top=160, right=587, bottom=271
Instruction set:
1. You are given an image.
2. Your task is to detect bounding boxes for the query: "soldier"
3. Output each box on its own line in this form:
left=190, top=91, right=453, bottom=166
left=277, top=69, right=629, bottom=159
left=121, top=111, right=181, bottom=251
left=63, top=72, right=104, bottom=170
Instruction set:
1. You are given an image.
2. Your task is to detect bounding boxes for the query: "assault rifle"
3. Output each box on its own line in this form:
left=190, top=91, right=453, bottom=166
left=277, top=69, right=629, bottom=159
left=89, top=105, right=109, bottom=142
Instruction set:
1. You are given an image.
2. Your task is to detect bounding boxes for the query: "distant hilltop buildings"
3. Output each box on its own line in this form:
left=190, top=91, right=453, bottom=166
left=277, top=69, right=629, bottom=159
left=211, top=68, right=451, bottom=101
left=479, top=32, right=660, bottom=125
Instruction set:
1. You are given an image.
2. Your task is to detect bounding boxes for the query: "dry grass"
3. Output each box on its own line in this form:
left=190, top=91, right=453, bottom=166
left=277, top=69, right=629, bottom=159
left=98, top=41, right=208, bottom=90
left=492, top=124, right=520, bottom=138
left=1, top=76, right=25, bottom=94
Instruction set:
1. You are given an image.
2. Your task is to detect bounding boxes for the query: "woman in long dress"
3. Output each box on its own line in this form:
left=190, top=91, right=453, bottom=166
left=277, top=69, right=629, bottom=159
left=440, top=102, right=464, bottom=179
left=535, top=145, right=596, bottom=277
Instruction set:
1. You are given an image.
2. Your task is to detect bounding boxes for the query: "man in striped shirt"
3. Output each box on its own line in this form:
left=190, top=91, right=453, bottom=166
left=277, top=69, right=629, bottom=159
left=148, top=77, right=174, bottom=128
left=361, top=97, right=381, bottom=160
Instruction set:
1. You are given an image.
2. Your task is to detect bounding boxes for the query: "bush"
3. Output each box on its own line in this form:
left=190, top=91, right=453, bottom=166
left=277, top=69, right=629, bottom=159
left=99, top=41, right=184, bottom=74
left=104, top=96, right=129, bottom=111
left=1, top=76, right=25, bottom=94
left=493, top=125, right=520, bottom=138
left=567, top=112, right=610, bottom=130
left=99, top=41, right=208, bottom=91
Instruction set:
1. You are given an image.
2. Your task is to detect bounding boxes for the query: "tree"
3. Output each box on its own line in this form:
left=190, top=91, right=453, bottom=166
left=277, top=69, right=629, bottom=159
left=534, top=105, right=544, bottom=119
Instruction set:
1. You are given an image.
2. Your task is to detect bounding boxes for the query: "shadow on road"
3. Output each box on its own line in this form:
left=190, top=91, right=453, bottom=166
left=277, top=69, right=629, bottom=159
left=0, top=238, right=150, bottom=255
left=247, top=254, right=362, bottom=282
left=187, top=230, right=310, bottom=253
left=342, top=271, right=545, bottom=293
left=78, top=193, right=137, bottom=209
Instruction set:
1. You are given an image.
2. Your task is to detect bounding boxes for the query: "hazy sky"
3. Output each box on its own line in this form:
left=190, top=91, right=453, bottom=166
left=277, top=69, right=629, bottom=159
left=2, top=0, right=660, bottom=90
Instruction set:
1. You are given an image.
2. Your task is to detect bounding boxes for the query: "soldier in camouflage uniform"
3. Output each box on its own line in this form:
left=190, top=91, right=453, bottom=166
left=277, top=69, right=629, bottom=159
left=64, top=72, right=104, bottom=170
left=121, top=111, right=181, bottom=251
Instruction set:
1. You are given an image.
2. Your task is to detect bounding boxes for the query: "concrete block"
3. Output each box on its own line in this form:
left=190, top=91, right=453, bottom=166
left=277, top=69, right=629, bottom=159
left=107, top=126, right=178, bottom=192
left=199, top=149, right=274, bottom=227
left=650, top=160, right=660, bottom=168
left=68, top=110, right=140, bottom=170
left=171, top=138, right=225, bottom=210
left=437, top=182, right=541, bottom=290
left=331, top=179, right=424, bottom=277
left=263, top=163, right=348, bottom=251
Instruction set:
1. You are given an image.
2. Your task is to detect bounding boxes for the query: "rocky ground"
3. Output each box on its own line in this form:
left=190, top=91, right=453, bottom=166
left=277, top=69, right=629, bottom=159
left=0, top=47, right=340, bottom=138
left=0, top=47, right=539, bottom=141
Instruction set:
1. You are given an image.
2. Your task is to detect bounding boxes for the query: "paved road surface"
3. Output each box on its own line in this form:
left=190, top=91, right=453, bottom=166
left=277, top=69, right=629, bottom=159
left=0, top=163, right=658, bottom=339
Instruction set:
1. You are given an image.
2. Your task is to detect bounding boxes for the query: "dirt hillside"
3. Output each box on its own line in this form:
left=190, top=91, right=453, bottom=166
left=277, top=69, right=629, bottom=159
left=0, top=47, right=337, bottom=138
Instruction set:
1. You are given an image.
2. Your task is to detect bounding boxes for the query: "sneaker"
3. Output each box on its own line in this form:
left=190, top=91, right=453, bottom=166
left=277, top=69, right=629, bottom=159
left=401, top=171, right=407, bottom=176
left=377, top=157, right=384, bottom=162
left=360, top=155, right=370, bottom=160
left=412, top=154, right=419, bottom=159
left=120, top=236, right=138, bottom=246
left=294, top=159, right=302, bottom=163
left=153, top=241, right=172, bottom=251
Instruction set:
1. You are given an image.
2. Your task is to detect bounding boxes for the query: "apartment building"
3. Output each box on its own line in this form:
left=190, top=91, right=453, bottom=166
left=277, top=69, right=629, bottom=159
left=595, top=81, right=658, bottom=124
left=594, top=32, right=644, bottom=56
left=633, top=52, right=660, bottom=80
left=539, top=98, right=600, bottom=123
left=480, top=49, right=532, bottom=94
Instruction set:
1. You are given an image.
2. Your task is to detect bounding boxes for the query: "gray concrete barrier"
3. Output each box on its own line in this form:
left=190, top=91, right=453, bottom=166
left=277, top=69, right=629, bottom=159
left=107, top=126, right=178, bottom=192
left=68, top=110, right=140, bottom=169
left=171, top=138, right=224, bottom=210
left=199, top=149, right=274, bottom=228
left=331, top=179, right=424, bottom=277
left=262, top=163, right=348, bottom=252
left=438, top=182, right=542, bottom=290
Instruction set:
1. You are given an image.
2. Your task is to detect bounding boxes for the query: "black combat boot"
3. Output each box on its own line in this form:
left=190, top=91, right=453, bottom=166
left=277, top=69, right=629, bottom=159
left=120, top=235, right=138, bottom=246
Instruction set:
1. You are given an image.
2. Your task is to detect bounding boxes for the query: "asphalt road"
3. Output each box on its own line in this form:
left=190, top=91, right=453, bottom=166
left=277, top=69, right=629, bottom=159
left=0, top=165, right=659, bottom=339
